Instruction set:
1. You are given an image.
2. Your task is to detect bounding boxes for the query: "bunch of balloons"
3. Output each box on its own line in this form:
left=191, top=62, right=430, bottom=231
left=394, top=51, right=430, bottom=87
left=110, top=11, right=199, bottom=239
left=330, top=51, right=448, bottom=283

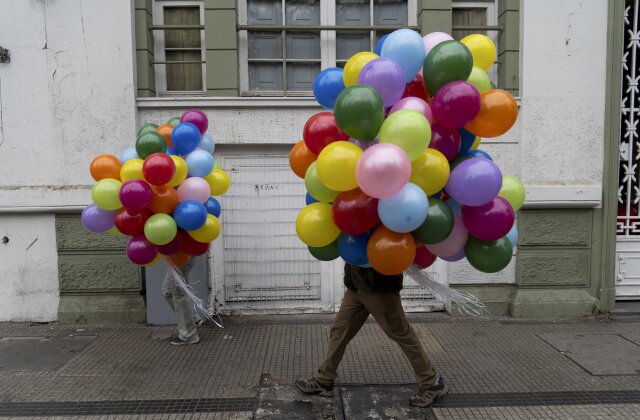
left=292, top=29, right=524, bottom=275
left=82, top=109, right=230, bottom=267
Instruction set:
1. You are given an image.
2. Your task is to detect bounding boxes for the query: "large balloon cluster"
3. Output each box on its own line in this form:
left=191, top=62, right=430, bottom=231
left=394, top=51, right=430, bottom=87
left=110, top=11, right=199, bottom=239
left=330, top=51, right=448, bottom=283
left=82, top=109, right=230, bottom=267
left=291, top=30, right=525, bottom=275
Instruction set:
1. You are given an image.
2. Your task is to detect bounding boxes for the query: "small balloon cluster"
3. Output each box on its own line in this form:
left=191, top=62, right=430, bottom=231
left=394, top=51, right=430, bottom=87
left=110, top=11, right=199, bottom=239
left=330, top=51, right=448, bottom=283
left=291, top=30, right=525, bottom=275
left=82, top=109, right=230, bottom=267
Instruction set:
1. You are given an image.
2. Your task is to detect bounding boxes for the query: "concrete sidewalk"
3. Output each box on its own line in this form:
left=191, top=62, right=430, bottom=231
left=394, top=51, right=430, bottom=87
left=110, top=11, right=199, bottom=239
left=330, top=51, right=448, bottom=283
left=0, top=313, right=639, bottom=419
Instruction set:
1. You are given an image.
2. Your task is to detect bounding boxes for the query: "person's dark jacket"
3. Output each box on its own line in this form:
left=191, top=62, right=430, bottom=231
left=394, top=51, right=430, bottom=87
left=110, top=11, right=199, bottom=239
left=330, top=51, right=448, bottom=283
left=343, top=264, right=403, bottom=293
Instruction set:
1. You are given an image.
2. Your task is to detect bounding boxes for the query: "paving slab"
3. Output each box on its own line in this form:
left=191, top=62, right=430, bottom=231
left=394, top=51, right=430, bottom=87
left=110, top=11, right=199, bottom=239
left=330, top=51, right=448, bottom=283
left=255, top=385, right=343, bottom=419
left=0, top=336, right=96, bottom=371
left=341, top=386, right=437, bottom=420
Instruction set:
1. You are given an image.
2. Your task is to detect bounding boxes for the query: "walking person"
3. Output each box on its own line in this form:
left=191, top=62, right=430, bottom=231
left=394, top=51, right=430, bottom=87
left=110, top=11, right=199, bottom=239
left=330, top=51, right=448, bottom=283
left=296, top=263, right=449, bottom=407
left=162, top=256, right=203, bottom=346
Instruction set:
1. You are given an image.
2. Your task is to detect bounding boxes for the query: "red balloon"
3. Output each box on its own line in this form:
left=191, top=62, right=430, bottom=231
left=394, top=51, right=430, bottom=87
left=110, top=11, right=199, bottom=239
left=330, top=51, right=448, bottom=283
left=461, top=197, right=515, bottom=241
left=143, top=153, right=176, bottom=186
left=429, top=123, right=461, bottom=161
left=115, top=208, right=150, bottom=236
left=179, top=231, right=210, bottom=256
left=414, top=246, right=437, bottom=269
left=402, top=73, right=429, bottom=102
left=158, top=235, right=181, bottom=255
left=303, top=112, right=349, bottom=155
left=332, top=188, right=379, bottom=235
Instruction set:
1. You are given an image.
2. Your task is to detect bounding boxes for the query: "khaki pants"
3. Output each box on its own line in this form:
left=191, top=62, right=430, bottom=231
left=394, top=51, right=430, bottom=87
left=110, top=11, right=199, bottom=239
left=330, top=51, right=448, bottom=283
left=162, top=257, right=201, bottom=340
left=316, top=288, right=437, bottom=387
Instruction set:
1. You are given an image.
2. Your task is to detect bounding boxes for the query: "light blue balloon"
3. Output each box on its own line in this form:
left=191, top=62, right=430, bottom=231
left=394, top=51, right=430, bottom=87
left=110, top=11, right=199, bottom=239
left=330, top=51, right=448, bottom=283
left=186, top=149, right=214, bottom=177
left=380, top=29, right=426, bottom=83
left=378, top=183, right=429, bottom=233
left=446, top=198, right=462, bottom=216
left=119, top=147, right=139, bottom=163
left=199, top=133, right=215, bottom=154
left=506, top=224, right=518, bottom=247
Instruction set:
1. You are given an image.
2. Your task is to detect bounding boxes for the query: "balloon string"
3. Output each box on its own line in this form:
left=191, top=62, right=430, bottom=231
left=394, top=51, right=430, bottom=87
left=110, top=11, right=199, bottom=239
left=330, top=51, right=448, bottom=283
left=164, top=257, right=224, bottom=328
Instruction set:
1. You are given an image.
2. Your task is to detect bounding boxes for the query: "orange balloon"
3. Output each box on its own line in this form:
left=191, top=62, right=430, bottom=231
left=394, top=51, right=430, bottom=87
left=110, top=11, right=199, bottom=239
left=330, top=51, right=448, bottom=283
left=169, top=250, right=191, bottom=267
left=289, top=140, right=318, bottom=179
left=149, top=185, right=179, bottom=214
left=156, top=124, right=175, bottom=148
left=464, top=89, right=518, bottom=138
left=90, top=154, right=122, bottom=181
left=367, top=226, right=416, bottom=275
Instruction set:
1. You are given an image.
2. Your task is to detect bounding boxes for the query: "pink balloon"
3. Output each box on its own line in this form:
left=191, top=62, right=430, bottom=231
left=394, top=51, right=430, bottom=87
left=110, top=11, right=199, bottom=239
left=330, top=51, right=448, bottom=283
left=432, top=81, right=481, bottom=129
left=426, top=214, right=468, bottom=257
left=180, top=109, right=208, bottom=135
left=423, top=32, right=454, bottom=57
left=177, top=177, right=211, bottom=203
left=428, top=123, right=461, bottom=161
left=119, top=180, right=152, bottom=213
left=158, top=235, right=181, bottom=255
left=388, top=97, right=434, bottom=125
left=462, top=197, right=515, bottom=241
left=356, top=143, right=411, bottom=199
left=127, top=234, right=158, bottom=265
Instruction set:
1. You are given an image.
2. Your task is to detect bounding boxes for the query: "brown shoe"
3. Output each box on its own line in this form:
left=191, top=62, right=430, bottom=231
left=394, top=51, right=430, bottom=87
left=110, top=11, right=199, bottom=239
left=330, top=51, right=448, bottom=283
left=410, top=375, right=449, bottom=407
left=295, top=377, right=335, bottom=397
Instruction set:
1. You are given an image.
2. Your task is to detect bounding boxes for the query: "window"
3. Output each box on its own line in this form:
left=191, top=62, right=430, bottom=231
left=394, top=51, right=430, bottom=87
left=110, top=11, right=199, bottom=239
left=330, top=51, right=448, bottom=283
left=153, top=1, right=206, bottom=95
left=238, top=0, right=416, bottom=96
left=452, top=1, right=498, bottom=83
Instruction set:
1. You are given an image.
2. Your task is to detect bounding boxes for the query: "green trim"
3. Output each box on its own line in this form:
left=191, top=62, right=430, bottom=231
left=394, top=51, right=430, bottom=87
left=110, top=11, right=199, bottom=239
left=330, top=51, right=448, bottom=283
left=450, top=284, right=516, bottom=315
left=418, top=0, right=452, bottom=35
left=204, top=3, right=239, bottom=96
left=134, top=1, right=155, bottom=97
left=498, top=0, right=519, bottom=96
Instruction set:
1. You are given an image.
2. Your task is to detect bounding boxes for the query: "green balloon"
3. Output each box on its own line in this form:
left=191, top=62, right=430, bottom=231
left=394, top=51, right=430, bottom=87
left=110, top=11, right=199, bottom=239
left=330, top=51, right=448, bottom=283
left=137, top=123, right=159, bottom=137
left=499, top=175, right=526, bottom=211
left=490, top=80, right=497, bottom=89
left=136, top=131, right=167, bottom=159
left=309, top=239, right=340, bottom=261
left=144, top=214, right=177, bottom=246
left=305, top=162, right=339, bottom=203
left=214, top=160, right=222, bottom=170
left=465, top=236, right=513, bottom=273
left=467, top=66, right=492, bottom=92
left=412, top=197, right=454, bottom=244
left=167, top=116, right=181, bottom=126
left=91, top=179, right=123, bottom=211
left=379, top=110, right=431, bottom=161
left=423, top=40, right=473, bottom=95
left=450, top=155, right=471, bottom=170
left=334, top=85, right=385, bottom=140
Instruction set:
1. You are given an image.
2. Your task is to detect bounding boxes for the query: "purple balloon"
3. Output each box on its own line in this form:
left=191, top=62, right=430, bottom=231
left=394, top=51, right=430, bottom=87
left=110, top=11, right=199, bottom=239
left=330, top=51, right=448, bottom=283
left=81, top=204, right=117, bottom=233
left=158, top=235, right=181, bottom=255
left=432, top=81, right=481, bottom=129
left=180, top=109, right=208, bottom=135
left=119, top=180, right=152, bottom=212
left=127, top=234, right=158, bottom=265
left=423, top=32, right=454, bottom=57
left=358, top=58, right=406, bottom=108
left=462, top=197, right=515, bottom=241
left=388, top=97, right=434, bottom=125
left=445, top=158, right=503, bottom=206
left=440, top=249, right=465, bottom=262
left=349, top=137, right=376, bottom=151
left=429, top=124, right=461, bottom=161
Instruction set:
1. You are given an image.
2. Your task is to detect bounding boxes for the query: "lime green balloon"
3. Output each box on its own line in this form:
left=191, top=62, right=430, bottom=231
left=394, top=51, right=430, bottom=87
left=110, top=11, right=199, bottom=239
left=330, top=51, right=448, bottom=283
left=137, top=123, right=159, bottom=137
left=305, top=162, right=339, bottom=203
left=467, top=66, right=492, bottom=92
left=412, top=197, right=454, bottom=244
left=309, top=239, right=340, bottom=261
left=465, top=236, right=513, bottom=273
left=334, top=85, right=385, bottom=140
left=136, top=131, right=167, bottom=159
left=423, top=40, right=473, bottom=95
left=214, top=160, right=222, bottom=170
left=91, top=179, right=122, bottom=211
left=499, top=175, right=526, bottom=211
left=379, top=110, right=431, bottom=161
left=144, top=214, right=178, bottom=246
left=167, top=117, right=181, bottom=126
left=107, top=226, right=123, bottom=236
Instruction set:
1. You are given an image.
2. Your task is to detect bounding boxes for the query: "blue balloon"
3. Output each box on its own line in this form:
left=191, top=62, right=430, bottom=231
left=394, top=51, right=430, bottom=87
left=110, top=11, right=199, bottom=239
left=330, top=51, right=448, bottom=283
left=458, top=128, right=476, bottom=154
left=380, top=29, right=426, bottom=83
left=338, top=232, right=371, bottom=266
left=313, top=67, right=345, bottom=109
left=171, top=122, right=201, bottom=155
left=446, top=198, right=462, bottom=216
left=374, top=34, right=389, bottom=55
left=204, top=197, right=222, bottom=218
left=305, top=192, right=319, bottom=205
left=465, top=149, right=493, bottom=161
left=186, top=149, right=214, bottom=177
left=199, top=133, right=215, bottom=154
left=173, top=200, right=207, bottom=231
left=378, top=183, right=429, bottom=233
left=120, top=147, right=139, bottom=163
left=166, top=146, right=178, bottom=156
left=506, top=224, right=518, bottom=247
left=359, top=263, right=373, bottom=268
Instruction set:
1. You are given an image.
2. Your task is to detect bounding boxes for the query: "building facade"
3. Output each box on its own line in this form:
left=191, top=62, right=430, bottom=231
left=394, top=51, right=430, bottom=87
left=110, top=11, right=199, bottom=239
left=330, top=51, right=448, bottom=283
left=0, top=0, right=629, bottom=322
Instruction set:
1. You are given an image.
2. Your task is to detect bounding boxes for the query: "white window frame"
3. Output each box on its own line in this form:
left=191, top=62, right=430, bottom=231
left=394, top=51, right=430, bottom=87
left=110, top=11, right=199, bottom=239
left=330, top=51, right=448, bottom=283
left=452, top=1, right=498, bottom=83
left=238, top=0, right=417, bottom=97
left=153, top=0, right=207, bottom=97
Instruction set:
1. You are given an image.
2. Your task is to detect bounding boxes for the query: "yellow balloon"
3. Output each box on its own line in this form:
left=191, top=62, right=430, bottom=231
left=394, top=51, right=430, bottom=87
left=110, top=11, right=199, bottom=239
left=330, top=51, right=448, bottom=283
left=143, top=254, right=161, bottom=267
left=317, top=141, right=362, bottom=191
left=461, top=34, right=496, bottom=72
left=203, top=169, right=231, bottom=196
left=343, top=52, right=379, bottom=87
left=410, top=149, right=450, bottom=196
left=120, top=159, right=145, bottom=183
left=167, top=156, right=188, bottom=187
left=471, top=136, right=481, bottom=150
left=296, top=202, right=340, bottom=247
left=188, top=214, right=221, bottom=243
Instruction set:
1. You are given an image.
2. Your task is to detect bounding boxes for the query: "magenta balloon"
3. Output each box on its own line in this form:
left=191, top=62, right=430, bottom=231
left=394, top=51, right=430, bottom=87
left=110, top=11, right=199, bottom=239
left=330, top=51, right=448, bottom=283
left=356, top=143, right=411, bottom=199
left=432, top=81, right=481, bottom=129
left=423, top=32, right=454, bottom=57
left=158, top=234, right=181, bottom=255
left=349, top=137, right=376, bottom=151
left=177, top=177, right=211, bottom=203
left=388, top=97, right=434, bottom=125
left=462, top=197, right=515, bottom=241
left=440, top=249, right=465, bottom=262
left=127, top=234, right=158, bottom=265
left=119, top=180, right=152, bottom=212
left=180, top=109, right=208, bottom=135
left=81, top=204, right=117, bottom=233
left=426, top=214, right=468, bottom=257
left=358, top=58, right=406, bottom=108
left=445, top=157, right=502, bottom=206
left=428, top=124, right=461, bottom=161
